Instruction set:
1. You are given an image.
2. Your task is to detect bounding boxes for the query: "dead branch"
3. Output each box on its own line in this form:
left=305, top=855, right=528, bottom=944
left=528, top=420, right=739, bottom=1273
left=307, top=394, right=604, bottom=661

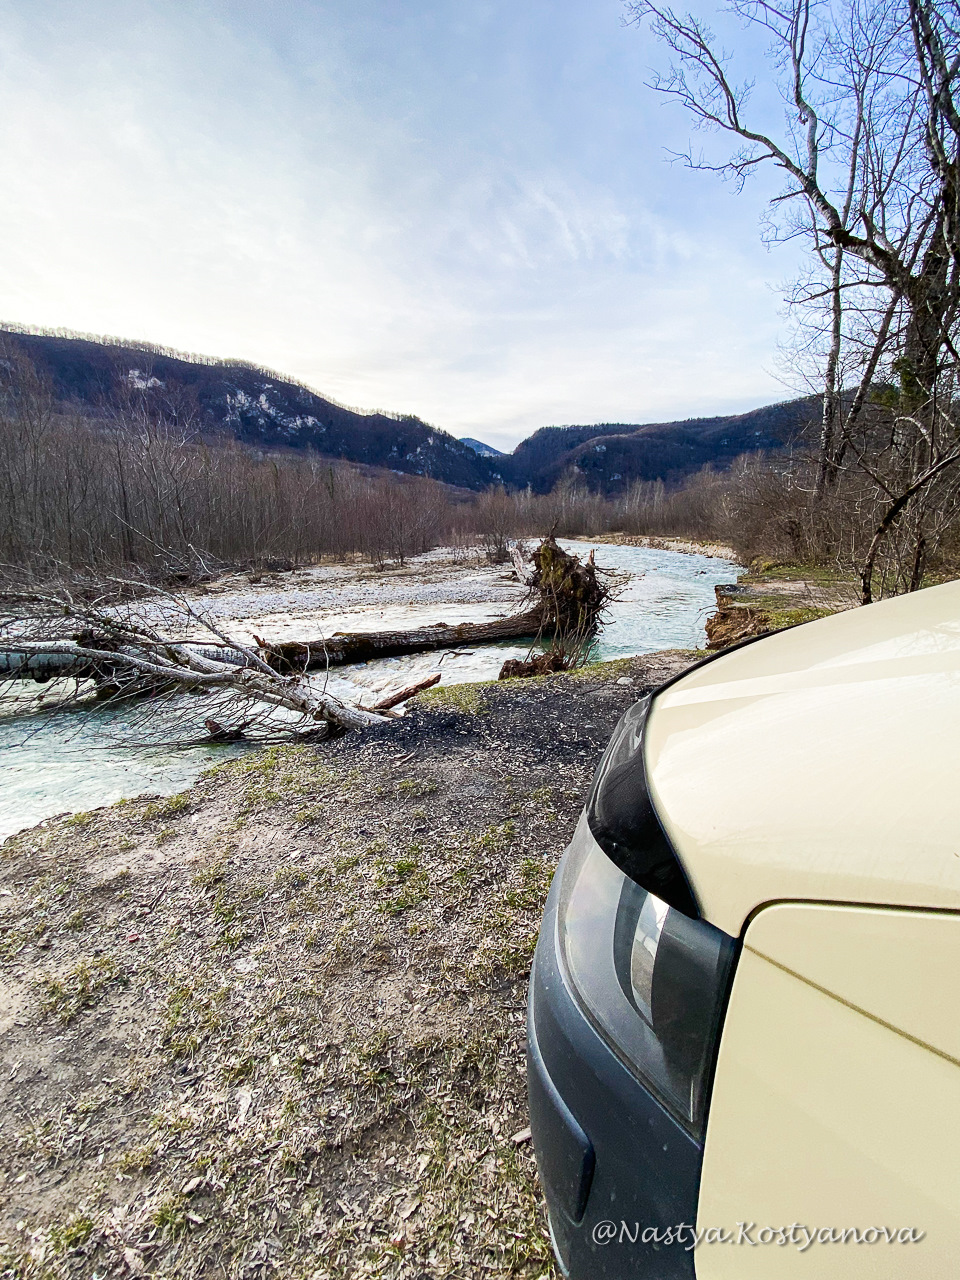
left=0, top=589, right=387, bottom=736
left=371, top=672, right=441, bottom=710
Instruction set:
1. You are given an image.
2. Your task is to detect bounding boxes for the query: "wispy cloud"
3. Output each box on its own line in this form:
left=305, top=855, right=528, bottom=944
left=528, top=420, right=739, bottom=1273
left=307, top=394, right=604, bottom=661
left=0, top=0, right=803, bottom=447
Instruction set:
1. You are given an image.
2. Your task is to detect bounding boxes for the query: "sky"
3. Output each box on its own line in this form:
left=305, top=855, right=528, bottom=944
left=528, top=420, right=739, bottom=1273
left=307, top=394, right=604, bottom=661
left=0, top=0, right=805, bottom=450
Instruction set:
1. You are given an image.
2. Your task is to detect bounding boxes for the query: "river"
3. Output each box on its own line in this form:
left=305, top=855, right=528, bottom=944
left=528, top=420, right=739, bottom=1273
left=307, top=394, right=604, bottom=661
left=0, top=539, right=739, bottom=841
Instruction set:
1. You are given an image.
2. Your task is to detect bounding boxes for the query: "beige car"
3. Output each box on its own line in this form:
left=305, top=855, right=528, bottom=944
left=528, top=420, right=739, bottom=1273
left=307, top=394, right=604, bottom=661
left=528, top=580, right=960, bottom=1279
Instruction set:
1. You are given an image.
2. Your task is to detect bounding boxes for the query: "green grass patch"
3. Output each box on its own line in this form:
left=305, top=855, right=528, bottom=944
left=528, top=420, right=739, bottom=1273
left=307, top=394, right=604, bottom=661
left=418, top=681, right=492, bottom=714
left=761, top=605, right=836, bottom=630
left=48, top=1213, right=94, bottom=1253
left=38, top=955, right=126, bottom=1022
left=64, top=811, right=95, bottom=829
left=143, top=791, right=192, bottom=822
left=115, top=1142, right=156, bottom=1174
left=744, top=559, right=857, bottom=586
left=150, top=1194, right=188, bottom=1236
left=376, top=850, right=430, bottom=915
left=161, top=976, right=228, bottom=1057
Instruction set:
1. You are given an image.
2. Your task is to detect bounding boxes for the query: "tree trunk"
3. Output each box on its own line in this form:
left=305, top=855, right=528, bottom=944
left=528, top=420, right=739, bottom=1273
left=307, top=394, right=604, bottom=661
left=260, top=606, right=546, bottom=673
left=1, top=637, right=387, bottom=730
left=815, top=248, right=844, bottom=500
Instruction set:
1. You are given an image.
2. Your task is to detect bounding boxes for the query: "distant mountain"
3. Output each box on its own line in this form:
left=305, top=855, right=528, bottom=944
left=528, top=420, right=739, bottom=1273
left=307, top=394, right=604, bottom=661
left=501, top=399, right=818, bottom=493
left=3, top=328, right=500, bottom=490
left=459, top=437, right=505, bottom=458
left=3, top=326, right=815, bottom=494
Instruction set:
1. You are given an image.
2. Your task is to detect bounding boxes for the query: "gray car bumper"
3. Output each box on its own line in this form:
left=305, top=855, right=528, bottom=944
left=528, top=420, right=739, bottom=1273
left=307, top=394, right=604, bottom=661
left=527, top=860, right=703, bottom=1279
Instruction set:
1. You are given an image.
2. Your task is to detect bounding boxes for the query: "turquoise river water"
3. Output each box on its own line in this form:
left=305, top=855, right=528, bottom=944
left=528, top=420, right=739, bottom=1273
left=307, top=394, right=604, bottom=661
left=0, top=540, right=739, bottom=841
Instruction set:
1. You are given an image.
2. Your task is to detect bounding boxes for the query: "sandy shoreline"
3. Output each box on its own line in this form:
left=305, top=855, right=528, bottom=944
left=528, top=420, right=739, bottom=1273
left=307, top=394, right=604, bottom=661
left=588, top=532, right=739, bottom=561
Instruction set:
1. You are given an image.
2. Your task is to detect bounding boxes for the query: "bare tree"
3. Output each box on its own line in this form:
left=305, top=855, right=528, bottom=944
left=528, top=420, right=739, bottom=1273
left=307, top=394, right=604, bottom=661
left=0, top=585, right=390, bottom=736
left=628, top=0, right=960, bottom=599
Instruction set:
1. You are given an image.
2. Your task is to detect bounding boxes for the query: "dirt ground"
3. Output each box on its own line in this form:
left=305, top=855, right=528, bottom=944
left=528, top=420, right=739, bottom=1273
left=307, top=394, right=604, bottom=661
left=0, top=650, right=697, bottom=1280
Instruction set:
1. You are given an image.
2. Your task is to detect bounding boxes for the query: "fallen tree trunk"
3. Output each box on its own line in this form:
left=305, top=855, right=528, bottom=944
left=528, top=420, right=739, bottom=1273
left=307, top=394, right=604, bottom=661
left=0, top=651, right=92, bottom=681
left=1, top=608, right=543, bottom=682
left=0, top=539, right=612, bottom=739
left=0, top=641, right=250, bottom=683
left=260, top=606, right=545, bottom=673
left=0, top=638, right=387, bottom=731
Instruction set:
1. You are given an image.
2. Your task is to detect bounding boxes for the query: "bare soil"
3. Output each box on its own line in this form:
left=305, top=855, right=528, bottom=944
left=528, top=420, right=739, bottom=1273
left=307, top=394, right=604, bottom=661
left=0, top=651, right=697, bottom=1280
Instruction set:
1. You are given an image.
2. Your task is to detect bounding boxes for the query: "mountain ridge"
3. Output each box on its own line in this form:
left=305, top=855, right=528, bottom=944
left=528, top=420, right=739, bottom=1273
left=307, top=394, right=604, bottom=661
left=459, top=436, right=506, bottom=458
left=1, top=325, right=816, bottom=492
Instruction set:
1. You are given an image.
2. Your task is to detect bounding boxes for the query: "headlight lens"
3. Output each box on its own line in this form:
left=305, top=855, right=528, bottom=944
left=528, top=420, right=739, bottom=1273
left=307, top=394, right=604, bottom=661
left=558, top=696, right=736, bottom=1139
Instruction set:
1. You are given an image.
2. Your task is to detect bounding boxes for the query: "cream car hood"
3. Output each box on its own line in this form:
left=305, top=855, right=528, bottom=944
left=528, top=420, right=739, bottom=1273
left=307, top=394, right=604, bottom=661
left=644, top=580, right=960, bottom=936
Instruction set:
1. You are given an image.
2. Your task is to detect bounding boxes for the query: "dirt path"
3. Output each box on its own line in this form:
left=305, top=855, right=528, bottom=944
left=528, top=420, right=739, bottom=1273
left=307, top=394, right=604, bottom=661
left=0, top=651, right=696, bottom=1280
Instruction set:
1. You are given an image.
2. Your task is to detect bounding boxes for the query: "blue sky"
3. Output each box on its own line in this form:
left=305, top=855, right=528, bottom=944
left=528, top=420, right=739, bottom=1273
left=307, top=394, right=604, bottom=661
left=0, top=1, right=803, bottom=449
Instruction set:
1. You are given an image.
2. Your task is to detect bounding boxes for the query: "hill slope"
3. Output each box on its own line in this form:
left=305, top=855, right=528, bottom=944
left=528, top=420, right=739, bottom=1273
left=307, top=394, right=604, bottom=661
left=3, top=327, right=813, bottom=492
left=502, top=399, right=818, bottom=493
left=460, top=436, right=506, bottom=458
left=3, top=328, right=499, bottom=490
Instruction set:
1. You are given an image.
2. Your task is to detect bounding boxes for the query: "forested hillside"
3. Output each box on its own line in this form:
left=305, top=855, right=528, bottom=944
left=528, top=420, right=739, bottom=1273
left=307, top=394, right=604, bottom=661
left=501, top=399, right=818, bottom=492
left=3, top=327, right=809, bottom=492
left=5, top=328, right=499, bottom=489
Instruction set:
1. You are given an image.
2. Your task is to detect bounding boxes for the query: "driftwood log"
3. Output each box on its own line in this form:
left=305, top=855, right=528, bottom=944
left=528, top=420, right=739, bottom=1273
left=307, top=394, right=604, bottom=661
left=0, top=637, right=386, bottom=730
left=0, top=538, right=612, bottom=734
left=259, top=606, right=545, bottom=673
left=371, top=671, right=441, bottom=710
left=2, top=607, right=545, bottom=682
left=0, top=642, right=251, bottom=684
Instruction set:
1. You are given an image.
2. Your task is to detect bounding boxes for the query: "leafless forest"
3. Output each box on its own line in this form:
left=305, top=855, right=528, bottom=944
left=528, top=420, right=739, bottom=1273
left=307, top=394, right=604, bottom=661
left=0, top=337, right=747, bottom=582
left=7, top=0, right=960, bottom=609
left=3, top=327, right=960, bottom=597
left=631, top=0, right=960, bottom=601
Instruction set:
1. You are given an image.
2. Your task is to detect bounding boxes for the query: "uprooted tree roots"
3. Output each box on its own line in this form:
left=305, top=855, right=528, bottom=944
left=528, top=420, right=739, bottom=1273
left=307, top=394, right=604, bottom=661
left=498, top=538, right=613, bottom=679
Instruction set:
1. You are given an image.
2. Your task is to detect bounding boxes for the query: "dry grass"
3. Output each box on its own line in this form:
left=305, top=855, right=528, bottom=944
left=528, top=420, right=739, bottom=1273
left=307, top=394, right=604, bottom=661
left=0, top=651, right=698, bottom=1279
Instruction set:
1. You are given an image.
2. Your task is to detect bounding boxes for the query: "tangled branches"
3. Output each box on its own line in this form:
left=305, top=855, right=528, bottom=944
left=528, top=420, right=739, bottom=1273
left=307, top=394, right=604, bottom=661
left=0, top=583, right=387, bottom=741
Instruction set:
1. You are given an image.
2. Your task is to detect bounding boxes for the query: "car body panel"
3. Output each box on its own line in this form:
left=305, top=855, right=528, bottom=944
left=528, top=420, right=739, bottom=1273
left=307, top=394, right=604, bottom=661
left=644, top=580, right=960, bottom=935
left=696, top=910, right=960, bottom=1279
left=530, top=584, right=960, bottom=1278
left=744, top=901, right=960, bottom=1064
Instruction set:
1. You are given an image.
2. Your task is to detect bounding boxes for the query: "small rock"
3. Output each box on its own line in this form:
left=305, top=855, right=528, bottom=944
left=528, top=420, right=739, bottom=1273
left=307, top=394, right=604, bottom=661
left=235, top=1088, right=253, bottom=1126
left=511, top=1125, right=533, bottom=1145
left=616, top=676, right=634, bottom=685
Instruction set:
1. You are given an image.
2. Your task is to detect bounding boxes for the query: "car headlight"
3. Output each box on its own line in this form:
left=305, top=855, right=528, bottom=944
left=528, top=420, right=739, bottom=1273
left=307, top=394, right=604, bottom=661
left=557, top=698, right=736, bottom=1139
